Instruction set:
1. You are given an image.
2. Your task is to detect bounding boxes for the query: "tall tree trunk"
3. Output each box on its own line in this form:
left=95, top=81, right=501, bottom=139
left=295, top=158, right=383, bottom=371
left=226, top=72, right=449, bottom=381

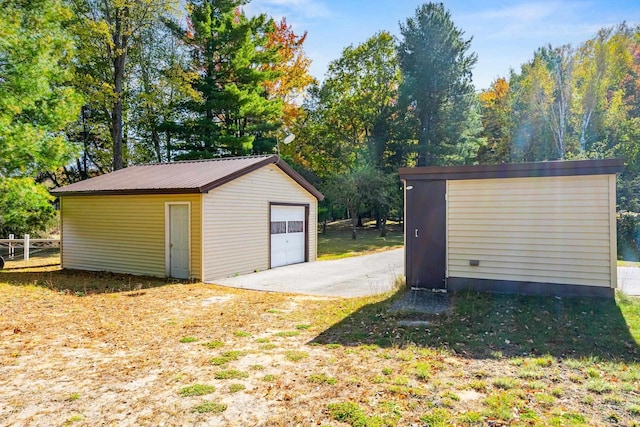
left=111, top=91, right=124, bottom=170
left=351, top=215, right=357, bottom=239
left=110, top=5, right=129, bottom=171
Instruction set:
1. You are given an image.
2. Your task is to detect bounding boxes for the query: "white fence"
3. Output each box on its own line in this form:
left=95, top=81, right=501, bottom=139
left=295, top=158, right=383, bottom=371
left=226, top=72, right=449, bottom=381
left=0, top=234, right=60, bottom=261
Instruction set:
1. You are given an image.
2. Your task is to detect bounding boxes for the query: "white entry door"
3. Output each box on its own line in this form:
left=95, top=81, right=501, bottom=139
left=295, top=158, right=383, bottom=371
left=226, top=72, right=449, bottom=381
left=270, top=205, right=305, bottom=268
left=168, top=204, right=190, bottom=279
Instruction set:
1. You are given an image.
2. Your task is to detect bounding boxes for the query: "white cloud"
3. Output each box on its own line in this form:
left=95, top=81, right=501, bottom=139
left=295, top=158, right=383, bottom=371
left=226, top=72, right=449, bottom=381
left=459, top=1, right=595, bottom=40
left=247, top=0, right=331, bottom=20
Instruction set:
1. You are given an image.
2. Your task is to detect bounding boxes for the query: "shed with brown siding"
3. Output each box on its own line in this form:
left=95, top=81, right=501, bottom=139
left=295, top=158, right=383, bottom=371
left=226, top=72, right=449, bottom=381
left=51, top=155, right=323, bottom=281
left=399, top=159, right=624, bottom=297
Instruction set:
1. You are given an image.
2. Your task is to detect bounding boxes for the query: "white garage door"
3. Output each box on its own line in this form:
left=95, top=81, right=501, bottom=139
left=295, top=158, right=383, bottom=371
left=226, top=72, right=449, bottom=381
left=271, top=205, right=306, bottom=268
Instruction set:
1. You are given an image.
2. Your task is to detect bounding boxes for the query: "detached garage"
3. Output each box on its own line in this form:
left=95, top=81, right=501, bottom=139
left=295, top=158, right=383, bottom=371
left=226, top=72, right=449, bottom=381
left=399, top=159, right=624, bottom=297
left=51, top=155, right=323, bottom=281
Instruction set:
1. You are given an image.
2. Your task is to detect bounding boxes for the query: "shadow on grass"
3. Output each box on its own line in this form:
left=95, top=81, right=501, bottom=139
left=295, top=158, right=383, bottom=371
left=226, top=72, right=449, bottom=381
left=311, top=289, right=640, bottom=363
left=0, top=267, right=181, bottom=294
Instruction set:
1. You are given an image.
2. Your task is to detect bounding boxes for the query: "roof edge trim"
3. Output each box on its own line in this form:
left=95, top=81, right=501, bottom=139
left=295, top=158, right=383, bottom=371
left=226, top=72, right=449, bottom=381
left=399, top=158, right=625, bottom=181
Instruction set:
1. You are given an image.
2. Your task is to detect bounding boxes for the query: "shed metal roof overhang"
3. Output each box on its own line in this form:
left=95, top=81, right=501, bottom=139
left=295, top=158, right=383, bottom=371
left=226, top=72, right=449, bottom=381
left=51, top=155, right=324, bottom=200
left=399, top=158, right=625, bottom=181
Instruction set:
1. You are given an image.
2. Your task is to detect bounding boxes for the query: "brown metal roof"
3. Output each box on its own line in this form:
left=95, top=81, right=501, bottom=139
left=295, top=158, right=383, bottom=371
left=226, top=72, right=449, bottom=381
left=399, top=158, right=625, bottom=181
left=51, top=155, right=324, bottom=200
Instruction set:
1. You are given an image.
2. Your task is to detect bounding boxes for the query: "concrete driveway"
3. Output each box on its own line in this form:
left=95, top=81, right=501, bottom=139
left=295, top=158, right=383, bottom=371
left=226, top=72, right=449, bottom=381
left=211, top=249, right=404, bottom=298
left=618, top=266, right=640, bottom=296
left=211, top=249, right=640, bottom=298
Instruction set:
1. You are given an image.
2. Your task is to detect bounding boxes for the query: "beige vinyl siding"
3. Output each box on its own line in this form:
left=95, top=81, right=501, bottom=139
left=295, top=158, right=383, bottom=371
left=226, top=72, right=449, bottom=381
left=203, top=166, right=317, bottom=281
left=61, top=194, right=202, bottom=279
left=447, top=174, right=614, bottom=288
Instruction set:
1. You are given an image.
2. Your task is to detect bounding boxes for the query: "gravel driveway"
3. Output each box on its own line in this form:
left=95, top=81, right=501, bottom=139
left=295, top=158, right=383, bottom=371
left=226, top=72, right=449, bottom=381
left=211, top=249, right=404, bottom=297
left=212, top=249, right=640, bottom=298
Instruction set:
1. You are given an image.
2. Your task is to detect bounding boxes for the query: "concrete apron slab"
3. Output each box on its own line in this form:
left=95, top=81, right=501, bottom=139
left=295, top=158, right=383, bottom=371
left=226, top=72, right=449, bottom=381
left=210, top=248, right=404, bottom=298
left=211, top=251, right=639, bottom=299
left=618, top=267, right=640, bottom=296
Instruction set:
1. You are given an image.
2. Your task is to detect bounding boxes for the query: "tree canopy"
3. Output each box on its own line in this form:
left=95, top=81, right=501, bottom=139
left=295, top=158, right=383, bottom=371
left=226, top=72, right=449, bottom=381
left=0, top=0, right=82, bottom=235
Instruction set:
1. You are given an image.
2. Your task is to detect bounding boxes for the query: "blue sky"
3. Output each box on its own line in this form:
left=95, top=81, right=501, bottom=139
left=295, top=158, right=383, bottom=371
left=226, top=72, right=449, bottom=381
left=246, top=0, right=640, bottom=90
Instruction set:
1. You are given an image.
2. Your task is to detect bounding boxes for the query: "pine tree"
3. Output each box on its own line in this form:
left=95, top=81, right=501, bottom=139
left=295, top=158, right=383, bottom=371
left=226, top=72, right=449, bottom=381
left=397, top=2, right=480, bottom=166
left=170, top=0, right=282, bottom=159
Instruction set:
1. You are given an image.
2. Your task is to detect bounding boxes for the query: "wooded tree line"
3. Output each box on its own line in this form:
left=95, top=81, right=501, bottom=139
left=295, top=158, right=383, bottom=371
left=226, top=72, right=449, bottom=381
left=1, top=0, right=639, bottom=237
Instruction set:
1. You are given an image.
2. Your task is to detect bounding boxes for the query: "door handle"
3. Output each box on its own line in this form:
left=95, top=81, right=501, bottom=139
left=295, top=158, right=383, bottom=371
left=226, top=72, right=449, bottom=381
left=415, top=229, right=419, bottom=238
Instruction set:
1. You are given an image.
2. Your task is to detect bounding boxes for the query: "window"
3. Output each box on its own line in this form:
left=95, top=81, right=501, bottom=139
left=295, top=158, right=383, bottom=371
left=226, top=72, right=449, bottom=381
left=270, top=221, right=286, bottom=234
left=288, top=221, right=304, bottom=233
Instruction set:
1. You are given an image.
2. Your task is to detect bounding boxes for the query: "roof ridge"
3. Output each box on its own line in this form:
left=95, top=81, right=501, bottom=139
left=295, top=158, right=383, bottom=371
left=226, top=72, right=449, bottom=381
left=144, top=154, right=275, bottom=166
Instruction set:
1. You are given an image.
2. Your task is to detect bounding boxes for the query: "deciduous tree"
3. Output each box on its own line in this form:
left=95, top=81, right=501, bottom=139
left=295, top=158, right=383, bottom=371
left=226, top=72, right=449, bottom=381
left=70, top=0, right=179, bottom=170
left=0, top=0, right=81, bottom=235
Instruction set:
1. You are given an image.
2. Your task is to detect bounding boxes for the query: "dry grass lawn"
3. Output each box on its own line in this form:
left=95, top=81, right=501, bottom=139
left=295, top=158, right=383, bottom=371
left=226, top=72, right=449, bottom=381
left=2, top=254, right=640, bottom=426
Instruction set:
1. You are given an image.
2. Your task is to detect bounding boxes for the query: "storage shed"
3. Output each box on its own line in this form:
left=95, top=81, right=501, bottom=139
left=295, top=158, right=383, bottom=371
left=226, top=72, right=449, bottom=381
left=399, top=159, right=624, bottom=297
left=51, top=155, right=323, bottom=281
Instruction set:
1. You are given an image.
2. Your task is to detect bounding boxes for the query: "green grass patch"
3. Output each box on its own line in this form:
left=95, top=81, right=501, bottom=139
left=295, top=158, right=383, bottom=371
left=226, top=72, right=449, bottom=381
left=548, top=411, right=586, bottom=426
left=518, top=367, right=545, bottom=380
left=586, top=378, right=614, bottom=394
left=64, top=414, right=83, bottom=424
left=420, top=408, right=453, bottom=426
left=295, top=324, right=311, bottom=330
left=210, top=350, right=247, bottom=365
left=229, top=383, right=246, bottom=393
left=618, top=260, right=640, bottom=267
left=483, top=391, right=525, bottom=421
left=415, top=361, right=434, bottom=380
left=317, top=220, right=403, bottom=260
left=202, top=340, right=224, bottom=349
left=534, top=392, right=556, bottom=407
left=327, top=401, right=384, bottom=427
left=192, top=402, right=227, bottom=414
left=308, top=373, right=337, bottom=385
left=492, top=377, right=518, bottom=390
left=534, top=355, right=555, bottom=367
left=179, top=336, right=198, bottom=343
left=179, top=384, right=215, bottom=397
left=214, top=370, right=249, bottom=380
left=468, top=379, right=487, bottom=392
left=325, top=343, right=342, bottom=349
left=274, top=330, right=300, bottom=337
left=457, top=411, right=484, bottom=425
left=233, top=331, right=251, bottom=337
left=259, top=343, right=277, bottom=350
left=285, top=350, right=309, bottom=362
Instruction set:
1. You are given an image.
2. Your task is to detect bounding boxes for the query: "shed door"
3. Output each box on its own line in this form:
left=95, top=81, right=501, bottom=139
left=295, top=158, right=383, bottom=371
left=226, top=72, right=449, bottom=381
left=169, top=204, right=190, bottom=279
left=271, top=205, right=306, bottom=268
left=406, top=180, right=446, bottom=289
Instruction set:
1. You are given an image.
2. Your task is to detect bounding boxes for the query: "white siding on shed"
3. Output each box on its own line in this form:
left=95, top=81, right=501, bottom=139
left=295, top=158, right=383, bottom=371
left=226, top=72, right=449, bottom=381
left=447, top=174, right=616, bottom=288
left=202, top=166, right=317, bottom=280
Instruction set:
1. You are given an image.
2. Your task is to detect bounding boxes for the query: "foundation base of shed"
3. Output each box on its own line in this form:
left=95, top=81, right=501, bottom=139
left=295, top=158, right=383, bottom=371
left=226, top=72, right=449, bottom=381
left=447, top=277, right=614, bottom=298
